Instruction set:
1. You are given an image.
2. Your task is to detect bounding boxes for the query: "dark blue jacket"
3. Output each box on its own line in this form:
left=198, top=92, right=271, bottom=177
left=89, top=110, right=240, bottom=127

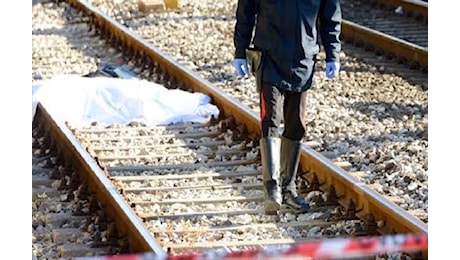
left=234, top=0, right=341, bottom=91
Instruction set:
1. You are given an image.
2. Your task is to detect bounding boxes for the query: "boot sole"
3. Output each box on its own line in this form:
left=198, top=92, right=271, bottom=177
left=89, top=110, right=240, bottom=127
left=264, top=200, right=281, bottom=214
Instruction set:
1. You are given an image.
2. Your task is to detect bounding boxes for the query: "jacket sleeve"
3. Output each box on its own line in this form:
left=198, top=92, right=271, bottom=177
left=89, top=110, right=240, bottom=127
left=319, top=0, right=342, bottom=63
left=233, top=0, right=257, bottom=59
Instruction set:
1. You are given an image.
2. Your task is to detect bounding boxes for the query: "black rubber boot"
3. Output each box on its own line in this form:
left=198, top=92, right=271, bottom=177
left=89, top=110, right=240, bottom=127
left=260, top=137, right=282, bottom=215
left=280, top=136, right=310, bottom=213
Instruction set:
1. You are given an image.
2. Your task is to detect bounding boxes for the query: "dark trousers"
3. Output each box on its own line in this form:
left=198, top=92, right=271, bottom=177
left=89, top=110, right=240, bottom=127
left=259, top=82, right=308, bottom=141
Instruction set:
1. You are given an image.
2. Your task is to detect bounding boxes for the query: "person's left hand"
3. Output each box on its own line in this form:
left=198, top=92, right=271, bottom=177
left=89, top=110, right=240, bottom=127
left=325, top=61, right=340, bottom=79
left=232, top=59, right=249, bottom=78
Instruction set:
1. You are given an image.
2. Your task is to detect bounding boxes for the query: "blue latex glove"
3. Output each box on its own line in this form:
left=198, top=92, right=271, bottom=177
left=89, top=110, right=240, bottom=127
left=232, top=58, right=249, bottom=77
left=325, top=61, right=340, bottom=79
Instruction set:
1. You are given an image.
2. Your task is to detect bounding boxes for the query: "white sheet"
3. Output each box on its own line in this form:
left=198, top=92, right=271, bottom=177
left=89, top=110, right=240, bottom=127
left=32, top=75, right=220, bottom=128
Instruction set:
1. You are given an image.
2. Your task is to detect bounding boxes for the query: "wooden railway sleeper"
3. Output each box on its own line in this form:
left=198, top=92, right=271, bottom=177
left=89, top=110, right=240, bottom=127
left=96, top=147, right=248, bottom=161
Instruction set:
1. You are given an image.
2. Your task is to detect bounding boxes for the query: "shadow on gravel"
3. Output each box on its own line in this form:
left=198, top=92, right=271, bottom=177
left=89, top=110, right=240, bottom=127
left=347, top=101, right=427, bottom=119
left=345, top=101, right=427, bottom=141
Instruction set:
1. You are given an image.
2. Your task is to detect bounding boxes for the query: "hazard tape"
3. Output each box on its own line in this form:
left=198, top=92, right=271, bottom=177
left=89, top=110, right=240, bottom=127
left=79, top=233, right=427, bottom=260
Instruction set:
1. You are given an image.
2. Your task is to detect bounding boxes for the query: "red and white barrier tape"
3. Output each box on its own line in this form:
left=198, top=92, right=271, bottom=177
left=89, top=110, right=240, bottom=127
left=79, top=233, right=427, bottom=260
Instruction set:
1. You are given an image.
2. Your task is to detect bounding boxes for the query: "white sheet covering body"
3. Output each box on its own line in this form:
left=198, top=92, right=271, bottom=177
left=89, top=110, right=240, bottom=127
left=32, top=75, right=220, bottom=128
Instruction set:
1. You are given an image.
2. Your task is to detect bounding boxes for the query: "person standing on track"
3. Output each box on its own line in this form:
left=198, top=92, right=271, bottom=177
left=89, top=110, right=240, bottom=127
left=232, top=0, right=342, bottom=214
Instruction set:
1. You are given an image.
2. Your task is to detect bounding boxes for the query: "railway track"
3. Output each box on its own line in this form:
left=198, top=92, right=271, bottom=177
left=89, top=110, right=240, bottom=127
left=338, top=0, right=428, bottom=96
left=32, top=128, right=133, bottom=258
left=32, top=0, right=428, bottom=259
